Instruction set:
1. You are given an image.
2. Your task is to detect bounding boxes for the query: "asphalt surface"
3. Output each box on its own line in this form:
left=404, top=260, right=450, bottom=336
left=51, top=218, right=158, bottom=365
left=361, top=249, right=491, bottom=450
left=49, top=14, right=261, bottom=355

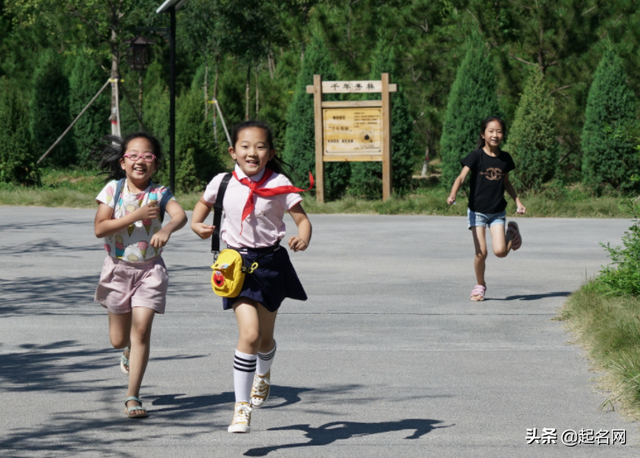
left=0, top=207, right=638, bottom=457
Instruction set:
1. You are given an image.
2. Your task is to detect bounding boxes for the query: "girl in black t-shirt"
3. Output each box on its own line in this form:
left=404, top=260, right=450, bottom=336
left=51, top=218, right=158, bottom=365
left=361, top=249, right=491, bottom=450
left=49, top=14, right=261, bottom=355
left=447, top=116, right=526, bottom=301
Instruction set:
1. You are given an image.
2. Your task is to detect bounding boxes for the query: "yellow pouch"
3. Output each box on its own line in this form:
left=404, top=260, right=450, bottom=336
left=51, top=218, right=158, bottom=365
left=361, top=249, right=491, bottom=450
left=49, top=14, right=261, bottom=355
left=211, top=249, right=246, bottom=298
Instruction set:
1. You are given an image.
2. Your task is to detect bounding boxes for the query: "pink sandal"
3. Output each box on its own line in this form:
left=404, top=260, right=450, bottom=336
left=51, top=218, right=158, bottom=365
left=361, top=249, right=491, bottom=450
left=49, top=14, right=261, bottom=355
left=470, top=285, right=486, bottom=301
left=507, top=222, right=522, bottom=251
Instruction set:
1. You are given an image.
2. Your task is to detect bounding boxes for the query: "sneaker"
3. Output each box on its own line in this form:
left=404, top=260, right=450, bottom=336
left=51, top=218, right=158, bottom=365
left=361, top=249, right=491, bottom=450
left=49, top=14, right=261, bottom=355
left=250, top=371, right=271, bottom=408
left=228, top=402, right=252, bottom=433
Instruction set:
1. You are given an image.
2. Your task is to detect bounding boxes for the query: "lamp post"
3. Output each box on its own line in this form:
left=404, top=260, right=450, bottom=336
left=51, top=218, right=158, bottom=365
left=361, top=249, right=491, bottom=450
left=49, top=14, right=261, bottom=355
left=125, top=36, right=154, bottom=131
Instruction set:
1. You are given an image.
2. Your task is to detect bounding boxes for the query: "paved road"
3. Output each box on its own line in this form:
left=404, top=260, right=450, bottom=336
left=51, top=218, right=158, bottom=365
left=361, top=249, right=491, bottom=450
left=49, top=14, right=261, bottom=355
left=0, top=207, right=637, bottom=457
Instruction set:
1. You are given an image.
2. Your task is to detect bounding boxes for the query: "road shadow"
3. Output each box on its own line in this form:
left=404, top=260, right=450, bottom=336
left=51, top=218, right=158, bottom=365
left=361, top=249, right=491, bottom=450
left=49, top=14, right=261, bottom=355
left=0, top=341, right=207, bottom=393
left=0, top=274, right=98, bottom=317
left=244, top=419, right=450, bottom=456
left=486, top=291, right=571, bottom=302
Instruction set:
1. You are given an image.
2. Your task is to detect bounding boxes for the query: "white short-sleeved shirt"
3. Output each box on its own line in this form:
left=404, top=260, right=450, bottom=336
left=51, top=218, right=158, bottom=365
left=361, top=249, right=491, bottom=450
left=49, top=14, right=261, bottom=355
left=203, top=165, right=302, bottom=248
left=96, top=180, right=174, bottom=261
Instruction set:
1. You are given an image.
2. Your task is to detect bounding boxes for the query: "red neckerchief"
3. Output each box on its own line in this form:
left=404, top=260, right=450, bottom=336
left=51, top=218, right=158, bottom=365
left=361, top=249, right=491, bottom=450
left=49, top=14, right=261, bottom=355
left=232, top=169, right=314, bottom=233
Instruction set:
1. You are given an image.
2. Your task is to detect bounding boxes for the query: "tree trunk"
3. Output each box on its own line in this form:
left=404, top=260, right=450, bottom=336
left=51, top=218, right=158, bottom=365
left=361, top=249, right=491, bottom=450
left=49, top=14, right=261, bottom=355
left=213, top=62, right=219, bottom=145
left=268, top=52, right=275, bottom=79
left=109, top=5, right=121, bottom=137
left=245, top=63, right=251, bottom=120
left=204, top=62, right=209, bottom=120
left=138, top=73, right=143, bottom=131
left=255, top=67, right=259, bottom=118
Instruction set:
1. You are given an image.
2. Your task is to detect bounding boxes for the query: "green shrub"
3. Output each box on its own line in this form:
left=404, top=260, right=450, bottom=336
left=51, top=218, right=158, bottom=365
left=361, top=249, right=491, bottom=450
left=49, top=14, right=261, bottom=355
left=69, top=51, right=109, bottom=165
left=349, top=41, right=417, bottom=198
left=0, top=77, right=39, bottom=185
left=283, top=33, right=350, bottom=200
left=171, top=83, right=224, bottom=192
left=582, top=48, right=639, bottom=191
left=506, top=68, right=558, bottom=191
left=30, top=49, right=77, bottom=168
left=440, top=34, right=500, bottom=188
left=599, top=202, right=640, bottom=296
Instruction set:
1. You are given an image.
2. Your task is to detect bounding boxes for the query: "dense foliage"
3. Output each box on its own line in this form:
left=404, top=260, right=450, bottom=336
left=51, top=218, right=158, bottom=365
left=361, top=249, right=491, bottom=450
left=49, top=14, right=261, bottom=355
left=440, top=34, right=501, bottom=189
left=1, top=1, right=639, bottom=195
left=506, top=69, right=559, bottom=191
left=581, top=49, right=639, bottom=192
left=0, top=77, right=39, bottom=184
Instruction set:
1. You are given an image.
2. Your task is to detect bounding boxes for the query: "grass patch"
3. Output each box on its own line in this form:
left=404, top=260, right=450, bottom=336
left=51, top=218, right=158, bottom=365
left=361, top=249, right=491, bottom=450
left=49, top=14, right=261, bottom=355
left=0, top=168, right=634, bottom=218
left=559, top=285, right=640, bottom=420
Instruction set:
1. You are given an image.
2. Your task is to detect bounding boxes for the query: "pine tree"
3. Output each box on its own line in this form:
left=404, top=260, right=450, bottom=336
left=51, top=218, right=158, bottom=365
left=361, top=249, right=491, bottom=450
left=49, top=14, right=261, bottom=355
left=505, top=68, right=558, bottom=191
left=440, top=34, right=500, bottom=188
left=163, top=82, right=224, bottom=193
left=69, top=51, right=109, bottom=165
left=581, top=48, right=639, bottom=191
left=0, top=77, right=39, bottom=185
left=283, top=33, right=349, bottom=200
left=349, top=41, right=417, bottom=198
left=30, top=49, right=77, bottom=168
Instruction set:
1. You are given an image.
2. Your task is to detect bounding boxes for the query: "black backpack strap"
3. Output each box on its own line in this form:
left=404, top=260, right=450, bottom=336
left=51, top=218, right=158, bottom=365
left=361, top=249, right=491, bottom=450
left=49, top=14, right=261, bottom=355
left=212, top=173, right=233, bottom=256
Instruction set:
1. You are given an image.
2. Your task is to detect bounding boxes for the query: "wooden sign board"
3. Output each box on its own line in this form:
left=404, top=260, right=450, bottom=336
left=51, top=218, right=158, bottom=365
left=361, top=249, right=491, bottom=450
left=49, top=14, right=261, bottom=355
left=307, top=74, right=395, bottom=203
left=323, top=107, right=383, bottom=160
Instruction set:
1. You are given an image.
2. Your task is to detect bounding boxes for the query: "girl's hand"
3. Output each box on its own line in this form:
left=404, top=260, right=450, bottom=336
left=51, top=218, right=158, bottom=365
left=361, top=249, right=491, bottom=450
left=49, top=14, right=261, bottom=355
left=150, top=228, right=171, bottom=249
left=447, top=196, right=456, bottom=205
left=288, top=236, right=308, bottom=252
left=515, top=198, right=526, bottom=215
left=192, top=223, right=215, bottom=239
left=136, top=201, right=160, bottom=221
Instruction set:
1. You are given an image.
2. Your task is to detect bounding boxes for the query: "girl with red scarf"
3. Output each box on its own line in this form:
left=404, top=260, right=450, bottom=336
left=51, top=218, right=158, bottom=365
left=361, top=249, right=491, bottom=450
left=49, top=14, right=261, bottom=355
left=191, top=120, right=312, bottom=433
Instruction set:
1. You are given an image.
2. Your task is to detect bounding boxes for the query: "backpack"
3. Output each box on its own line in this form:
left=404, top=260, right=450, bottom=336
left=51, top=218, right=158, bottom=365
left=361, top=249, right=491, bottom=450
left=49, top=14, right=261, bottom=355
left=113, top=178, right=173, bottom=223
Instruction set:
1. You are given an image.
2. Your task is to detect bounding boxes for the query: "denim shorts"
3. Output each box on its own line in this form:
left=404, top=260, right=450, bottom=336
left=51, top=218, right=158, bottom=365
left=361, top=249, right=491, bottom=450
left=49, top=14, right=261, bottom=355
left=467, top=208, right=507, bottom=230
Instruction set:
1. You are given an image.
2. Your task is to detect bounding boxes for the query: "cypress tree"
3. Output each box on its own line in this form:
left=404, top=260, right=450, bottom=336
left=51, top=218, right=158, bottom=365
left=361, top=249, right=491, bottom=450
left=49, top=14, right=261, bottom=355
left=581, top=48, right=639, bottom=191
left=440, top=35, right=500, bottom=188
left=283, top=33, right=350, bottom=200
left=506, top=68, right=558, bottom=191
left=69, top=51, right=109, bottom=165
left=0, top=78, right=39, bottom=185
left=164, top=80, right=224, bottom=193
left=30, top=49, right=77, bottom=168
left=349, top=41, right=417, bottom=198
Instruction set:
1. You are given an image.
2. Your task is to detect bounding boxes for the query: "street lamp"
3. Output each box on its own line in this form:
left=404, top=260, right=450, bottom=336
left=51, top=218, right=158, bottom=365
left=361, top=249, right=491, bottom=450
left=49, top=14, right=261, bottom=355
left=125, top=36, right=154, bottom=131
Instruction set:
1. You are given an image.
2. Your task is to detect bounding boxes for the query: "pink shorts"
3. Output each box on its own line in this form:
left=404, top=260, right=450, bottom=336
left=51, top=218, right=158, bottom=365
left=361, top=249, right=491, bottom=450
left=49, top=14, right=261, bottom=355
left=95, top=256, right=168, bottom=314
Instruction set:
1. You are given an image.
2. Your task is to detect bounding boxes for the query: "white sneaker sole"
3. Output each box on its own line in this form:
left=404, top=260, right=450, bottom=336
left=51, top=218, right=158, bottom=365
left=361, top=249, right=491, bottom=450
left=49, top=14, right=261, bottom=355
left=228, top=424, right=250, bottom=433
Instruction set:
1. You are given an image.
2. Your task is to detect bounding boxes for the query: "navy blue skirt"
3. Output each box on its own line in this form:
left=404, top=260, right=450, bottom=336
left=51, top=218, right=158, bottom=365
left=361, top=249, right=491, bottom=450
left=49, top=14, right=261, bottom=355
left=222, top=244, right=307, bottom=312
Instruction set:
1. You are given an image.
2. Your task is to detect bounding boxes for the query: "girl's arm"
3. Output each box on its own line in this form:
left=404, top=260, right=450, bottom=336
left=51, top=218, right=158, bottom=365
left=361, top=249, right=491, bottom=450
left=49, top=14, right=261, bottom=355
left=191, top=197, right=215, bottom=239
left=150, top=200, right=188, bottom=248
left=288, top=202, right=311, bottom=252
left=447, top=166, right=471, bottom=205
left=503, top=173, right=526, bottom=214
left=94, top=201, right=160, bottom=238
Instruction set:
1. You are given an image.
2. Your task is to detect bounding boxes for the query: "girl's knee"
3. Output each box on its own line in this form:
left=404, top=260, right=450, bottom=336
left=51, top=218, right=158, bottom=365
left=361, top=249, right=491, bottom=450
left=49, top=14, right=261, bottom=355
left=475, top=251, right=488, bottom=261
left=110, top=336, right=129, bottom=349
left=239, top=328, right=262, bottom=347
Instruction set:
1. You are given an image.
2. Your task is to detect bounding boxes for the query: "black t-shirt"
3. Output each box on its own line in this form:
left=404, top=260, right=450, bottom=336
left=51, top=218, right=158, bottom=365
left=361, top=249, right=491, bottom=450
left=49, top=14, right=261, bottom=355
left=460, top=149, right=515, bottom=213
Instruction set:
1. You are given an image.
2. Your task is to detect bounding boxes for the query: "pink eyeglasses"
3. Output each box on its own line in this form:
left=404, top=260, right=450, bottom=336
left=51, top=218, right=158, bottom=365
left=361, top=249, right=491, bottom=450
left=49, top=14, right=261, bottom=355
left=123, top=153, right=156, bottom=162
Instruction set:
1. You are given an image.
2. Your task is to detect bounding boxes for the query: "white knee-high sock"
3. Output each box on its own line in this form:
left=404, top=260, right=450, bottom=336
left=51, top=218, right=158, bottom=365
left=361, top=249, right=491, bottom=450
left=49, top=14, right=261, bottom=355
left=233, top=350, right=257, bottom=403
left=257, top=341, right=277, bottom=376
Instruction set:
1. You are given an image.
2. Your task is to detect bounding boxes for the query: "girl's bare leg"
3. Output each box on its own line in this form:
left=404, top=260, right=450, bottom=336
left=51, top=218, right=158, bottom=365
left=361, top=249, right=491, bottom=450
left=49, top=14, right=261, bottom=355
left=108, top=311, right=131, bottom=349
left=490, top=223, right=515, bottom=258
left=471, top=226, right=488, bottom=287
left=234, top=300, right=262, bottom=354
left=233, top=299, right=278, bottom=353
left=257, top=305, right=278, bottom=354
left=126, top=307, right=155, bottom=414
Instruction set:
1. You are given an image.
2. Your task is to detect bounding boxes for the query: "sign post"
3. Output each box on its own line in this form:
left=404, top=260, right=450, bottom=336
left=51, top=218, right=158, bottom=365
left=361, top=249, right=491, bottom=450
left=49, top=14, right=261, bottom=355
left=307, top=73, right=396, bottom=203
